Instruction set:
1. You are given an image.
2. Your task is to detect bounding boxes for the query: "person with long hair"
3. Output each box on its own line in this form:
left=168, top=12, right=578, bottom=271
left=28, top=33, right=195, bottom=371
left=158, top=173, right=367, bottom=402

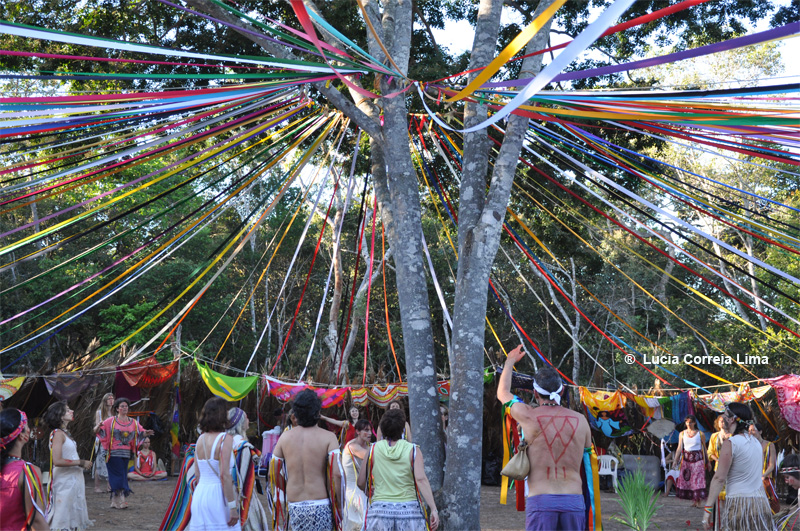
left=673, top=414, right=708, bottom=507
left=708, top=415, right=731, bottom=473
left=226, top=408, right=268, bottom=531
left=376, top=400, right=412, bottom=443
left=358, top=408, right=438, bottom=531
left=0, top=408, right=48, bottom=530
left=44, top=401, right=93, bottom=530
left=92, top=392, right=114, bottom=493
left=128, top=437, right=167, bottom=481
left=702, top=402, right=776, bottom=530
left=342, top=419, right=371, bottom=531
left=97, top=397, right=153, bottom=509
left=321, top=405, right=361, bottom=448
left=190, top=397, right=240, bottom=530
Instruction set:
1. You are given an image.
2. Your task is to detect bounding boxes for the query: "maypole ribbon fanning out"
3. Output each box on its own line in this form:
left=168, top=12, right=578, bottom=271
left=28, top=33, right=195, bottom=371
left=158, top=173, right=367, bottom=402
left=0, top=0, right=798, bottom=475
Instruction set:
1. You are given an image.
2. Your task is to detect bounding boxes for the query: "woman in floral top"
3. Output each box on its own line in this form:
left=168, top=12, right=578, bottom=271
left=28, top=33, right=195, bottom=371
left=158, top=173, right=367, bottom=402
left=98, top=397, right=153, bottom=509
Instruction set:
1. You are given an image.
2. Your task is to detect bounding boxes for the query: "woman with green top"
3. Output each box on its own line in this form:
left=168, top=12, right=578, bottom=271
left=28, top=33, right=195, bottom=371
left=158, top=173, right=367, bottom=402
left=358, top=408, right=439, bottom=531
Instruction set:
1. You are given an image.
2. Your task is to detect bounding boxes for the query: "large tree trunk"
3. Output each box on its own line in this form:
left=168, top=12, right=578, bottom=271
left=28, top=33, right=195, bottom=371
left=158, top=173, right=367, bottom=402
left=442, top=0, right=556, bottom=525
left=371, top=103, right=445, bottom=490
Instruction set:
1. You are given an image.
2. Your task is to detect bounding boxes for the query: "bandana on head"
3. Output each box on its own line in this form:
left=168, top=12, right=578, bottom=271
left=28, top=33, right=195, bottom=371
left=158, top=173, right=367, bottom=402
left=725, top=406, right=754, bottom=426
left=0, top=410, right=27, bottom=449
left=533, top=380, right=563, bottom=405
left=228, top=407, right=245, bottom=430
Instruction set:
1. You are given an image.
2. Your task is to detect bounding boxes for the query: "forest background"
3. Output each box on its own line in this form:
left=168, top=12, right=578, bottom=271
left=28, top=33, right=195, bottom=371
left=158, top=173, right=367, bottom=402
left=0, top=0, right=798, bottom=526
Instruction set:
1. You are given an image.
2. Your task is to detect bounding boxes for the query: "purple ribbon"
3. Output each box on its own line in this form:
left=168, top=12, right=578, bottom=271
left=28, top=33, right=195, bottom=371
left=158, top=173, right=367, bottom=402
left=481, top=24, right=798, bottom=88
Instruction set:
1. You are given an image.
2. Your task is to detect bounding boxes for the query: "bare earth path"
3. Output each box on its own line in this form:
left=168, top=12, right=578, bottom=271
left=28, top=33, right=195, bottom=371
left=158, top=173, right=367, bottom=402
left=81, top=476, right=771, bottom=530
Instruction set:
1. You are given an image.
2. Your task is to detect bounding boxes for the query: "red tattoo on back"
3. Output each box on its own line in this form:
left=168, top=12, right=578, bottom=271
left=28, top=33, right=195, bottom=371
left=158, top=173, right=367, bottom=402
left=537, top=415, right=579, bottom=464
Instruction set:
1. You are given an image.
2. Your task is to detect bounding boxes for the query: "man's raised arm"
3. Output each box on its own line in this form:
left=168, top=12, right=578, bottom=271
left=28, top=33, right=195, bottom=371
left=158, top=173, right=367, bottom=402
left=497, top=344, right=527, bottom=406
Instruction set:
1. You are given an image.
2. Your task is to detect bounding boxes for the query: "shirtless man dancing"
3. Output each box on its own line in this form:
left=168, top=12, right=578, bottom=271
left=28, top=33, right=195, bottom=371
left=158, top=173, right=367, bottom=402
left=497, top=345, right=593, bottom=531
left=272, top=389, right=343, bottom=531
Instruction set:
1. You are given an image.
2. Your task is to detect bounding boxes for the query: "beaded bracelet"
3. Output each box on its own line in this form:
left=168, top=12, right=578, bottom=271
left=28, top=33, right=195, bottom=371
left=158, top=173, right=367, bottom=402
left=703, top=506, right=713, bottom=515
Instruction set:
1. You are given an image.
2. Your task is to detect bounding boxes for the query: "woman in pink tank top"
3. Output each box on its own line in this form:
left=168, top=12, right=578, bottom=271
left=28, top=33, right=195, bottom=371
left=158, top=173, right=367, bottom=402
left=0, top=408, right=48, bottom=530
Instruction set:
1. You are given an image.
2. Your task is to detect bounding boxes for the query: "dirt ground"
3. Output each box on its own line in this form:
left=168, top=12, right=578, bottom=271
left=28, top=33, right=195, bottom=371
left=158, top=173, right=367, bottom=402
left=80, top=475, right=782, bottom=530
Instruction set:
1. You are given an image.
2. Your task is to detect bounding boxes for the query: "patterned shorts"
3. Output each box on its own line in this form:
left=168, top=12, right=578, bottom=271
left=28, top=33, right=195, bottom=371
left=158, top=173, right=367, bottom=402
left=288, top=499, right=333, bottom=531
left=366, top=501, right=428, bottom=531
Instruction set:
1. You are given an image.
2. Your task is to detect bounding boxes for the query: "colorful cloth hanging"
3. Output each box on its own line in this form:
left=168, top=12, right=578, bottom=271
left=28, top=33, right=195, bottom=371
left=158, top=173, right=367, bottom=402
left=263, top=376, right=349, bottom=408
left=695, top=384, right=771, bottom=412
left=195, top=359, right=258, bottom=401
left=43, top=373, right=98, bottom=401
left=628, top=394, right=663, bottom=419
left=766, top=375, right=800, bottom=432
left=351, top=381, right=451, bottom=406
left=579, top=387, right=633, bottom=438
left=160, top=444, right=196, bottom=531
left=170, top=381, right=180, bottom=458
left=120, top=356, right=178, bottom=388
left=659, top=391, right=694, bottom=425
left=0, top=374, right=25, bottom=401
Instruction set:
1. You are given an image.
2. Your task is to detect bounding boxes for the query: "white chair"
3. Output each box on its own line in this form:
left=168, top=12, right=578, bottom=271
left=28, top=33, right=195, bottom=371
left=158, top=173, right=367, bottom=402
left=598, top=455, right=619, bottom=492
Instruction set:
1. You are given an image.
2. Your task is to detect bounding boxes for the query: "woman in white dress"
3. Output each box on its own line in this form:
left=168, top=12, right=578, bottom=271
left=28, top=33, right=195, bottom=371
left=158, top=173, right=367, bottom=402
left=92, top=392, right=114, bottom=493
left=226, top=407, right=269, bottom=531
left=44, top=401, right=93, bottom=530
left=342, top=419, right=371, bottom=531
left=190, top=397, right=241, bottom=531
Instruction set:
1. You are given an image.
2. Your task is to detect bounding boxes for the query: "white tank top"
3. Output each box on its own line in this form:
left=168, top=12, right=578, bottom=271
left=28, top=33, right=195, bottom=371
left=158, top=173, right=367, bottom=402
left=726, top=434, right=767, bottom=497
left=683, top=430, right=702, bottom=451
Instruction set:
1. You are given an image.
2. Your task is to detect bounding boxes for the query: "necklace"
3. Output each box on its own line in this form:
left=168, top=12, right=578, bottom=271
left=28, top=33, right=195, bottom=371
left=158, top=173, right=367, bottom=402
left=540, top=402, right=560, bottom=407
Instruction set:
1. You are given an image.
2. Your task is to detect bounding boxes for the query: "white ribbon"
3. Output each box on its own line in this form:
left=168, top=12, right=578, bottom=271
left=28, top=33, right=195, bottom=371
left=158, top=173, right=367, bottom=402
left=418, top=0, right=637, bottom=133
left=0, top=22, right=363, bottom=73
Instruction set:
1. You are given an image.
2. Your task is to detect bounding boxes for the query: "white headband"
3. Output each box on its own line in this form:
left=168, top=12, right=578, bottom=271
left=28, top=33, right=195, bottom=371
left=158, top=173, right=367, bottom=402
left=533, top=380, right=563, bottom=405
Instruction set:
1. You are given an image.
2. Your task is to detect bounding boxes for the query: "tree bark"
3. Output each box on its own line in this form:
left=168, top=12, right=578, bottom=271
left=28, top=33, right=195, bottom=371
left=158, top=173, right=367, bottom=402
left=442, top=0, right=557, bottom=526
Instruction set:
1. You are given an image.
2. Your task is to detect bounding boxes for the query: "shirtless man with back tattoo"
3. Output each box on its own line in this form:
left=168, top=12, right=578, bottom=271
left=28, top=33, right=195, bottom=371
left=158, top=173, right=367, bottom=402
left=497, top=345, right=593, bottom=531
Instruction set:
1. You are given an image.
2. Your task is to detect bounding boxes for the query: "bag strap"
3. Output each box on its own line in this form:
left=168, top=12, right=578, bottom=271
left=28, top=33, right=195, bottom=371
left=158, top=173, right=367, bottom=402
left=409, top=445, right=431, bottom=531
left=21, top=462, right=45, bottom=530
left=210, top=432, right=226, bottom=460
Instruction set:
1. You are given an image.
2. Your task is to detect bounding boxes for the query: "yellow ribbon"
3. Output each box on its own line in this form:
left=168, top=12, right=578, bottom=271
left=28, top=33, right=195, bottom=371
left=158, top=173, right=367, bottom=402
left=445, top=0, right=568, bottom=102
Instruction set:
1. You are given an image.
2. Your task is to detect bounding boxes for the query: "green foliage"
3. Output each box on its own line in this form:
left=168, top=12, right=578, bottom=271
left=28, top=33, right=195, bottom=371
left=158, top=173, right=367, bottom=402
left=612, top=469, right=662, bottom=531
left=97, top=302, right=166, bottom=347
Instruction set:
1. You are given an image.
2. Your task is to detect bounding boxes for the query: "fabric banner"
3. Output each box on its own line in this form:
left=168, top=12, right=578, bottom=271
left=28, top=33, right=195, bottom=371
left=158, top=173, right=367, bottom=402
left=766, top=375, right=800, bottom=432
left=43, top=373, right=98, bottom=401
left=695, top=383, right=771, bottom=412
left=579, top=387, right=633, bottom=438
left=0, top=375, right=25, bottom=401
left=351, top=381, right=450, bottom=406
left=120, top=356, right=178, bottom=388
left=627, top=391, right=693, bottom=424
left=263, top=376, right=349, bottom=408
left=627, top=390, right=695, bottom=424
left=658, top=392, right=694, bottom=425
left=114, top=369, right=141, bottom=402
left=195, top=359, right=258, bottom=402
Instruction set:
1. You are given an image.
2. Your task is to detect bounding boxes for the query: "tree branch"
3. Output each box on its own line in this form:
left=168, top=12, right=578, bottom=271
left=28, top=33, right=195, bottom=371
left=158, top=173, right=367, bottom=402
left=183, top=0, right=382, bottom=138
